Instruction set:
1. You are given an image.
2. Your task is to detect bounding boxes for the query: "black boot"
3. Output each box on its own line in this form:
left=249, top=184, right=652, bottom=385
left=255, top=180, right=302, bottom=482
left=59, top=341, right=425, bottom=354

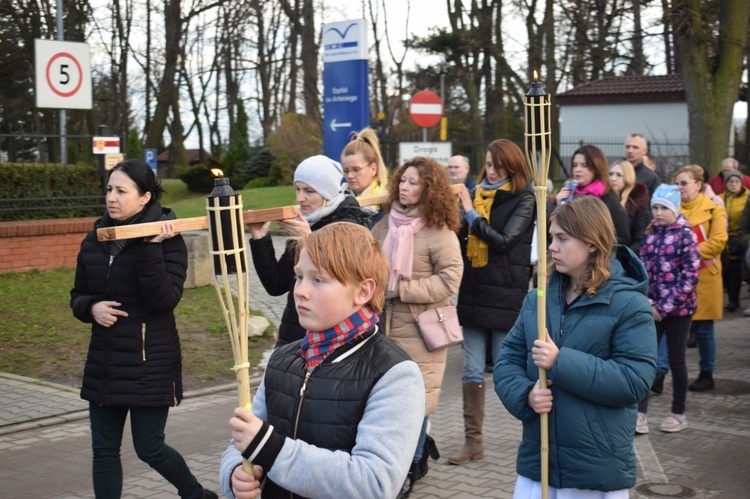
left=651, top=372, right=665, bottom=394
left=689, top=371, right=715, bottom=392
left=687, top=330, right=697, bottom=348
left=400, top=435, right=440, bottom=497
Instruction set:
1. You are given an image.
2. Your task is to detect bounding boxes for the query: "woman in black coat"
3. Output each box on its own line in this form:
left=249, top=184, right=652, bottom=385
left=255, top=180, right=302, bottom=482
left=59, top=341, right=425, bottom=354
left=247, top=155, right=372, bottom=347
left=555, top=144, right=631, bottom=246
left=70, top=160, right=217, bottom=499
left=449, top=139, right=536, bottom=466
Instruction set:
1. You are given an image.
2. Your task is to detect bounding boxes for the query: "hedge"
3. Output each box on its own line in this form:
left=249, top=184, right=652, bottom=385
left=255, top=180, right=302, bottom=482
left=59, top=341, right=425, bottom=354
left=0, top=162, right=104, bottom=221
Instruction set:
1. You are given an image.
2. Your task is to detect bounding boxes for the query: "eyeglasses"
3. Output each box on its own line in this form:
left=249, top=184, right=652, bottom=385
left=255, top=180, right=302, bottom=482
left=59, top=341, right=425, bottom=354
left=343, top=167, right=364, bottom=176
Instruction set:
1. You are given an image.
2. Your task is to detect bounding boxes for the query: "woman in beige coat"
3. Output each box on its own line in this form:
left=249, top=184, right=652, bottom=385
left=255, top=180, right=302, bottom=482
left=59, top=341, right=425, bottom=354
left=675, top=165, right=728, bottom=392
left=373, top=156, right=463, bottom=497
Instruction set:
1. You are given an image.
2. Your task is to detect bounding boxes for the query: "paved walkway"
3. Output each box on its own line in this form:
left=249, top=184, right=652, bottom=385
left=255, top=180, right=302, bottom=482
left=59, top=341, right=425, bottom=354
left=1, top=236, right=749, bottom=498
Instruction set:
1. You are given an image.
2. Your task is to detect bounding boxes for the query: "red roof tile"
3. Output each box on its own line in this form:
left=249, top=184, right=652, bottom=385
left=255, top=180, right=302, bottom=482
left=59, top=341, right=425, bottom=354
left=556, top=75, right=685, bottom=105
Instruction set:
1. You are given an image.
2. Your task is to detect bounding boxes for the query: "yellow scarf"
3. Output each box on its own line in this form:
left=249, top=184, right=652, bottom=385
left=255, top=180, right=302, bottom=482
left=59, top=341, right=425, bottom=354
left=466, top=183, right=511, bottom=267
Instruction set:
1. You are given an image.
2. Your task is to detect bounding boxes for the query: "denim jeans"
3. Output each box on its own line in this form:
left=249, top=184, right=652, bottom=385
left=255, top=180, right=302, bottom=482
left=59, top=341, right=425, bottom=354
left=656, top=335, right=669, bottom=374
left=413, top=417, right=428, bottom=461
left=691, top=319, right=715, bottom=373
left=89, top=403, right=203, bottom=499
left=462, top=326, right=507, bottom=384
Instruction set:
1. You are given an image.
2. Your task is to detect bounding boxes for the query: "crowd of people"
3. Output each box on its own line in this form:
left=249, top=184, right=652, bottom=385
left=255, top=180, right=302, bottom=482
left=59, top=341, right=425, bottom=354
left=71, top=129, right=749, bottom=498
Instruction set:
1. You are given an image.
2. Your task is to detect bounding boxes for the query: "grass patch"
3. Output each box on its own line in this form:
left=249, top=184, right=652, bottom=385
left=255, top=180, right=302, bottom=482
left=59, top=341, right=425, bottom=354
left=0, top=269, right=276, bottom=390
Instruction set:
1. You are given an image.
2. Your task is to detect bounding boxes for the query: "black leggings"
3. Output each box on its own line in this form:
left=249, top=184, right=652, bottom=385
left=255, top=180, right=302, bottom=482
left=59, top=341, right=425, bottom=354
left=89, top=403, right=203, bottom=499
left=638, top=315, right=691, bottom=415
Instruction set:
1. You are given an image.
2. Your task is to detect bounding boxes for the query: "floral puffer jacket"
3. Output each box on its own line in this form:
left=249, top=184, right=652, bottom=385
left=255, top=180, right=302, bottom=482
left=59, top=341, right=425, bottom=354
left=639, top=214, right=701, bottom=318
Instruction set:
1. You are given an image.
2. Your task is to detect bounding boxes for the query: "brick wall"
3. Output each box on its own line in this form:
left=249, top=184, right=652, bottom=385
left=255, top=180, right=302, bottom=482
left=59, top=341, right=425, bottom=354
left=0, top=218, right=96, bottom=274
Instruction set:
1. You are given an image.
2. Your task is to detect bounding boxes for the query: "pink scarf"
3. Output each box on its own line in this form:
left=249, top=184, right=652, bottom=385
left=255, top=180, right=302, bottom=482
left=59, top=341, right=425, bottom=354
left=574, top=178, right=606, bottom=199
left=382, top=206, right=426, bottom=291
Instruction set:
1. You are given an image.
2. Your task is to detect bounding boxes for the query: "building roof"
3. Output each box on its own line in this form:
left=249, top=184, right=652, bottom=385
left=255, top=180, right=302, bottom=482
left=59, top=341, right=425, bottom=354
left=556, top=74, right=685, bottom=105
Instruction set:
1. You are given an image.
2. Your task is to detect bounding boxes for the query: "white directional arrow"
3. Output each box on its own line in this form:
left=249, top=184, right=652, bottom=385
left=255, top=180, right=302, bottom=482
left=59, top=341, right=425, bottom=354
left=330, top=118, right=352, bottom=132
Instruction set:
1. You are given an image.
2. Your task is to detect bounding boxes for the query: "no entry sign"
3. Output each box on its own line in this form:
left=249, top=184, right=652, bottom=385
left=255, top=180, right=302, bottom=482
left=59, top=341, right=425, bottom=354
left=34, top=39, right=92, bottom=110
left=409, top=90, right=443, bottom=128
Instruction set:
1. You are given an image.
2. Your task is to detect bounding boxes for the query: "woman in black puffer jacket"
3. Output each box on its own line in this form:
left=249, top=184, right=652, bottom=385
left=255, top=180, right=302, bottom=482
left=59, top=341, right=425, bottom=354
left=247, top=155, right=372, bottom=347
left=70, top=160, right=217, bottom=499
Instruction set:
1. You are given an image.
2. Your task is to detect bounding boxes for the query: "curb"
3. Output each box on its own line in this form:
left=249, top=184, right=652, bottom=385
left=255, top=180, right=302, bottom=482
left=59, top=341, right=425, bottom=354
left=0, top=373, right=263, bottom=437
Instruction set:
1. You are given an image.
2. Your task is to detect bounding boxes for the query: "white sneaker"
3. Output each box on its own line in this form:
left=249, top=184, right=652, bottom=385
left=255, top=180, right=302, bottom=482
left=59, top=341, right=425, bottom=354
left=636, top=412, right=649, bottom=434
left=660, top=413, right=688, bottom=432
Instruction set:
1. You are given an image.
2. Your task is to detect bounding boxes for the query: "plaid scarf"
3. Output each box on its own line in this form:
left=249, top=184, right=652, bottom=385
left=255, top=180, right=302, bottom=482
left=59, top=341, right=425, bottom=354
left=300, top=305, right=379, bottom=369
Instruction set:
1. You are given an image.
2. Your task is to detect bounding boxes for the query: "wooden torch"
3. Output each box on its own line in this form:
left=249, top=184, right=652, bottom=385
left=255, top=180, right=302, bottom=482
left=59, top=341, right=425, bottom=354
left=206, top=170, right=253, bottom=474
left=524, top=70, right=552, bottom=499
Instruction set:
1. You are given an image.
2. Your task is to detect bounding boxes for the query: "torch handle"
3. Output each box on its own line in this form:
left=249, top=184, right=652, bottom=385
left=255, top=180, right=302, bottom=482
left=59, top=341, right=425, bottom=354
left=534, top=184, right=550, bottom=499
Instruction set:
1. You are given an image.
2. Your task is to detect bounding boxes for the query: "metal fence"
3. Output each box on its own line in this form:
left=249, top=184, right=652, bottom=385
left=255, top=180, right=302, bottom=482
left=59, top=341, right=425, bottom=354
left=0, top=133, right=106, bottom=221
left=2, top=131, right=745, bottom=220
left=383, top=136, right=698, bottom=183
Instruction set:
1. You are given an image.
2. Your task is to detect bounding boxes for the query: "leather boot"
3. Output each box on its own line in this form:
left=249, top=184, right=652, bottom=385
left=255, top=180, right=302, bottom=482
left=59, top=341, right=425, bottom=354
left=686, top=330, right=697, bottom=348
left=689, top=371, right=715, bottom=391
left=448, top=382, right=485, bottom=465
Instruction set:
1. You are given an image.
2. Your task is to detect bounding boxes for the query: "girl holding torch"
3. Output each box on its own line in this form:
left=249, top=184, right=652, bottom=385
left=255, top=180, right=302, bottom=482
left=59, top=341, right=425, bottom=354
left=495, top=196, right=656, bottom=498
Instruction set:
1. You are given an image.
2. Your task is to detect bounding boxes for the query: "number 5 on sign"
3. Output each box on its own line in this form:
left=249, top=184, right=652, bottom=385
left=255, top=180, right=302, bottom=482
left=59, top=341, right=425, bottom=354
left=34, top=39, right=93, bottom=110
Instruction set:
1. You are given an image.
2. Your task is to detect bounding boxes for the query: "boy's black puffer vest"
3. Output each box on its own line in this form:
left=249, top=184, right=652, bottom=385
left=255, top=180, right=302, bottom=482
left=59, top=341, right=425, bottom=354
left=261, top=330, right=409, bottom=498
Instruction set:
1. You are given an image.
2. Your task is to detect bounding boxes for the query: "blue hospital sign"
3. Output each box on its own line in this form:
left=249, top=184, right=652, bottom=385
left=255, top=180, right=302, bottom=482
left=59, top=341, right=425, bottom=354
left=322, top=19, right=369, bottom=160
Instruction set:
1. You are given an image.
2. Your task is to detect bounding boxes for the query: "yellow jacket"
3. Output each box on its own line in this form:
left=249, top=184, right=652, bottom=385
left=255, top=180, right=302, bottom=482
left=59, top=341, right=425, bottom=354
left=719, top=187, right=748, bottom=236
left=680, top=193, right=728, bottom=320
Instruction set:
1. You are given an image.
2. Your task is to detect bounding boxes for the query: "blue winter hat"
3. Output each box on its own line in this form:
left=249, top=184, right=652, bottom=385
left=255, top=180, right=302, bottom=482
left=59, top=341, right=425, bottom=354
left=651, top=184, right=681, bottom=217
left=294, top=155, right=344, bottom=200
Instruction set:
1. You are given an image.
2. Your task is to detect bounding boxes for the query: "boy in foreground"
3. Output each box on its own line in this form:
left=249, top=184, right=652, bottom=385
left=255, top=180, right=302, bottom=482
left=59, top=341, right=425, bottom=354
left=219, top=222, right=425, bottom=498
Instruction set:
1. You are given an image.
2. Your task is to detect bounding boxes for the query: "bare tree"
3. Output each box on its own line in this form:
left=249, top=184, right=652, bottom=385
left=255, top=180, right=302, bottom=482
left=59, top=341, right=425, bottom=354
left=630, top=0, right=645, bottom=74
left=280, top=0, right=321, bottom=130
left=144, top=0, right=223, bottom=164
left=671, top=0, right=749, bottom=171
left=559, top=0, right=629, bottom=86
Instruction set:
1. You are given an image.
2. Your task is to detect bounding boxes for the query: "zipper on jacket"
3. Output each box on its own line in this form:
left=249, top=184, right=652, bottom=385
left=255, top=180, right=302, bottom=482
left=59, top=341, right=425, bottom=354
left=292, top=368, right=315, bottom=439
left=106, top=255, right=114, bottom=295
left=141, top=323, right=146, bottom=361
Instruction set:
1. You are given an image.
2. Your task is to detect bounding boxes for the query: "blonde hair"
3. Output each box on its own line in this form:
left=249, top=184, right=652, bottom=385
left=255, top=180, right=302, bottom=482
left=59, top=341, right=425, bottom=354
left=341, top=128, right=389, bottom=190
left=609, top=159, right=636, bottom=208
left=549, top=196, right=615, bottom=297
left=294, top=222, right=389, bottom=313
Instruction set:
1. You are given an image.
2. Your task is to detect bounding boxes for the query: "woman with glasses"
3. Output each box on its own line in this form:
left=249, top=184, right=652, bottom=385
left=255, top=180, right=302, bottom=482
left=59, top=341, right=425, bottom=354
left=674, top=165, right=728, bottom=392
left=555, top=145, right=630, bottom=245
left=341, top=127, right=390, bottom=225
left=609, top=159, right=651, bottom=254
left=719, top=171, right=749, bottom=312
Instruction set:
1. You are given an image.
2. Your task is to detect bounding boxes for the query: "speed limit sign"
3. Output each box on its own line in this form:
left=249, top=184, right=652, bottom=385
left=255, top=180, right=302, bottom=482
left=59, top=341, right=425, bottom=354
left=34, top=39, right=92, bottom=110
